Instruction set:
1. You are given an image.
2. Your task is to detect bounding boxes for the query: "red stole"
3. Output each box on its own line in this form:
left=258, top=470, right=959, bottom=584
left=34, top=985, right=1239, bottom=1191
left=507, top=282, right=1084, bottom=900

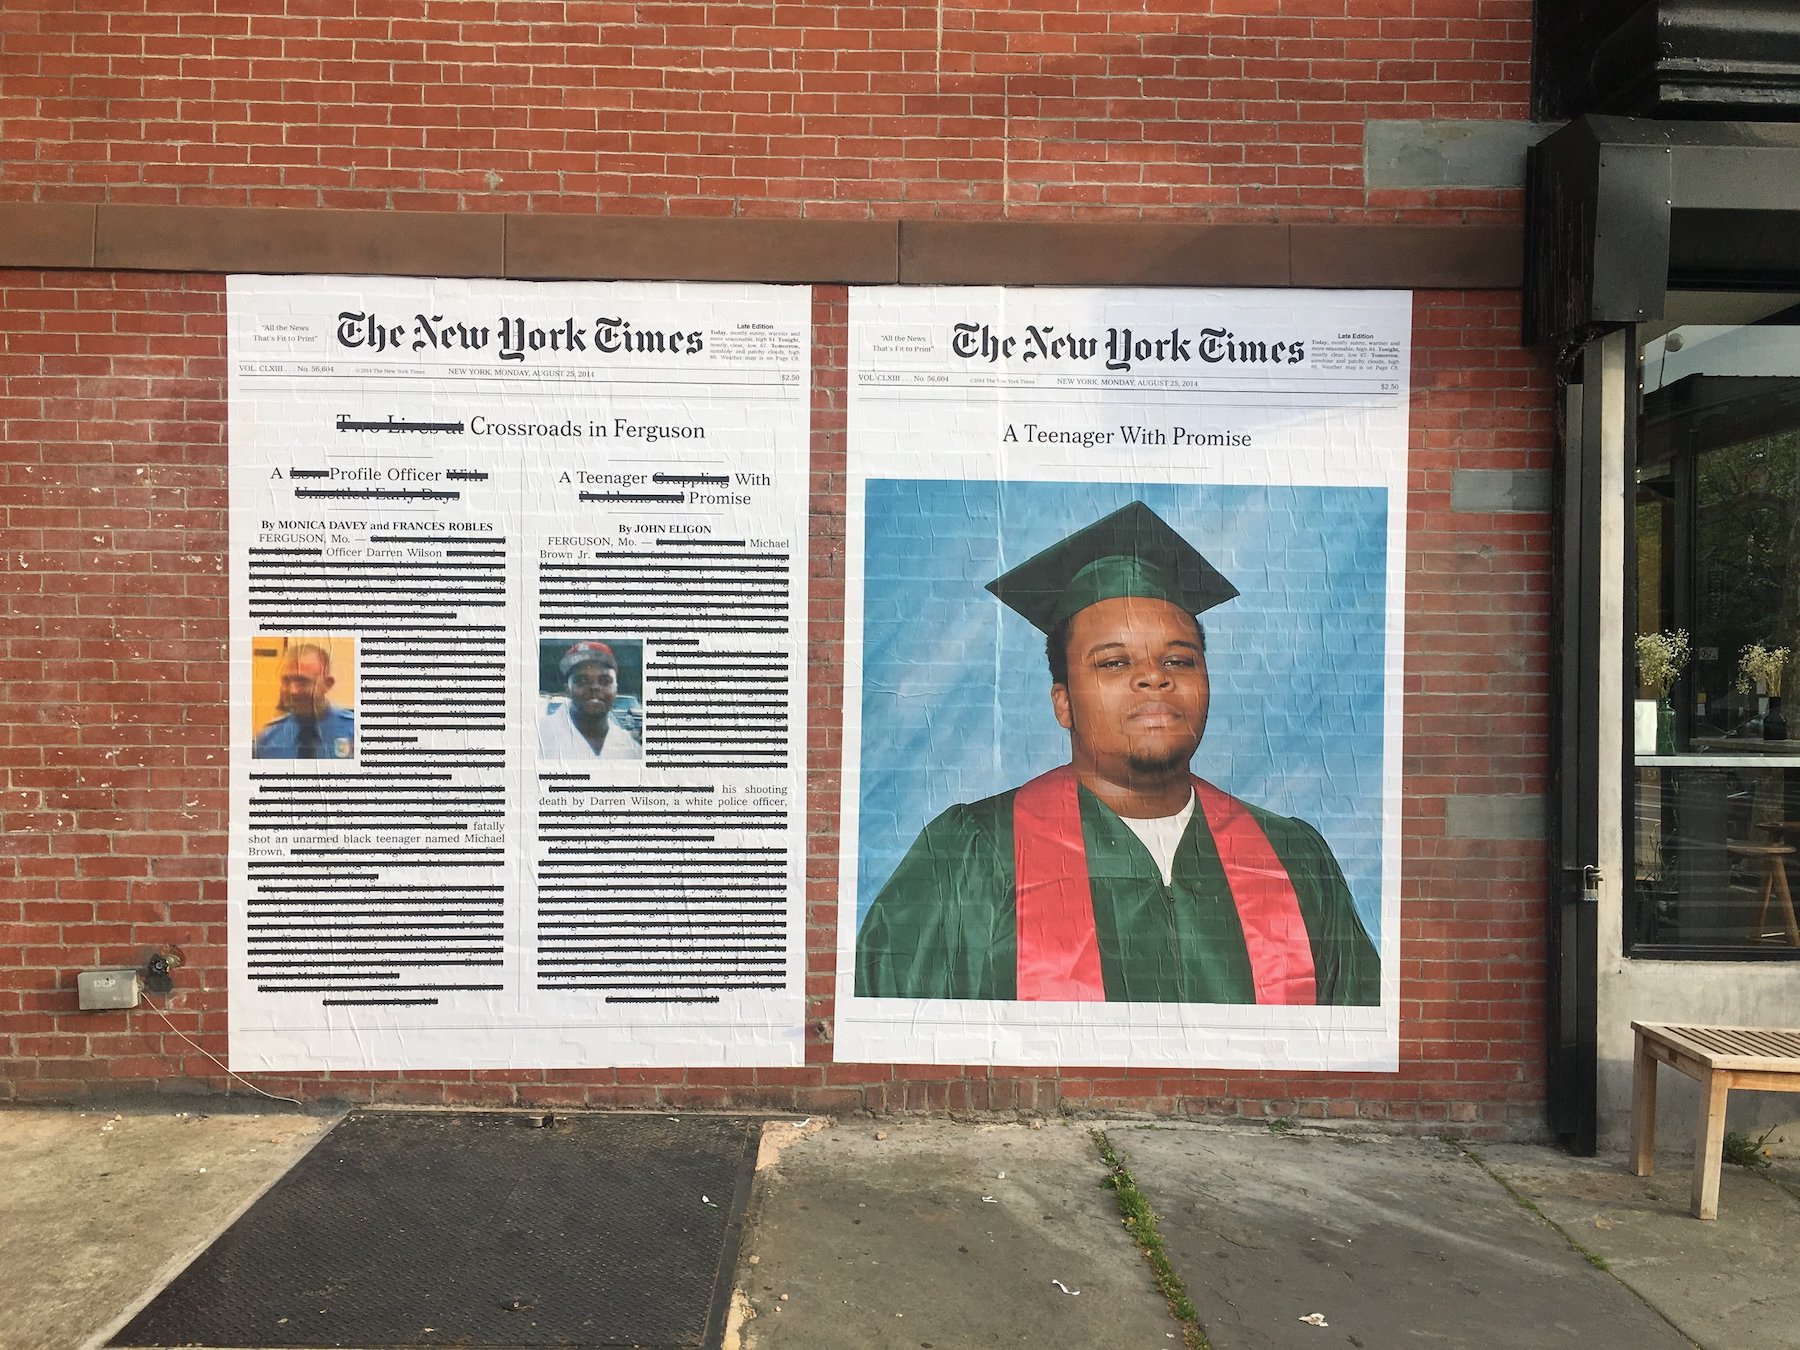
left=1012, top=766, right=1318, bottom=1003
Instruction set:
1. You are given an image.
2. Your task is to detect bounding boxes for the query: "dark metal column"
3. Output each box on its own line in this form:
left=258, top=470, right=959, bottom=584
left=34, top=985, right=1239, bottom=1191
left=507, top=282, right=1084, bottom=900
left=1548, top=331, right=1630, bottom=1154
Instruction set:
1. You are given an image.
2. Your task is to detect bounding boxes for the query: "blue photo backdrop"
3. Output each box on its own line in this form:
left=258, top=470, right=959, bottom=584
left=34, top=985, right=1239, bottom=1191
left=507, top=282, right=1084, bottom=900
left=855, top=478, right=1390, bottom=946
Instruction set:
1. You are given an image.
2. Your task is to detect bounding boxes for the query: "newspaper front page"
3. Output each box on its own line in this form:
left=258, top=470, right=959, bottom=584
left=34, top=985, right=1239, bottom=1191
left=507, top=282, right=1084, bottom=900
left=228, top=277, right=809, bottom=1069
left=836, top=286, right=1409, bottom=1071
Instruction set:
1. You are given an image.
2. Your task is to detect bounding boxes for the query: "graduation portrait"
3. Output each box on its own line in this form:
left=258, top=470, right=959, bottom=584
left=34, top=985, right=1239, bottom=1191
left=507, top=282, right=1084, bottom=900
left=850, top=480, right=1390, bottom=1010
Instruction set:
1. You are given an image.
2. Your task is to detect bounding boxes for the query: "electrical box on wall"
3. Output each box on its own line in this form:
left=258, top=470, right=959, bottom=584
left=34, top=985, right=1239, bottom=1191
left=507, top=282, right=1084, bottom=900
left=78, top=968, right=140, bottom=1010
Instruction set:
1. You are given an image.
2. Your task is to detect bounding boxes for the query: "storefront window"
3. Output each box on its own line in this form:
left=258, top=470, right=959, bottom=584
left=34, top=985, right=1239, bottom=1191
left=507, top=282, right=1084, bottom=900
left=1632, top=302, right=1800, bottom=952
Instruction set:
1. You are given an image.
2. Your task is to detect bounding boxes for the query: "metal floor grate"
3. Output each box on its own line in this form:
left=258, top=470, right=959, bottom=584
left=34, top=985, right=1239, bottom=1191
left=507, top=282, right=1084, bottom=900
left=111, top=1110, right=763, bottom=1349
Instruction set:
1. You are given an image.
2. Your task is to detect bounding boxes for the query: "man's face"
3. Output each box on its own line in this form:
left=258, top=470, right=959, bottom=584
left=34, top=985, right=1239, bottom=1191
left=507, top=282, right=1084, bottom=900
left=277, top=650, right=334, bottom=724
left=1051, top=596, right=1209, bottom=783
left=566, top=659, right=618, bottom=721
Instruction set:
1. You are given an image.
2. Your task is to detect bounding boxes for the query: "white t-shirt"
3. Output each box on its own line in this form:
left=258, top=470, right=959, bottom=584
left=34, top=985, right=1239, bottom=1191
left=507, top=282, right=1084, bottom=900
left=1118, top=792, right=1196, bottom=886
left=537, top=701, right=641, bottom=761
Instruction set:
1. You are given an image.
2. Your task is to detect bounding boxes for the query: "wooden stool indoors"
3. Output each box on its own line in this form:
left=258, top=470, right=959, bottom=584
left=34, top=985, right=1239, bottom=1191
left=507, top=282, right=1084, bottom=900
left=1724, top=839, right=1800, bottom=945
left=1631, top=1021, right=1800, bottom=1219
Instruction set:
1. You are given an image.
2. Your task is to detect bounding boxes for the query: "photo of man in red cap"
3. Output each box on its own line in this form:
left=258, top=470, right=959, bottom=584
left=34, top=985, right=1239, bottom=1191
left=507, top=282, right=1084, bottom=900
left=537, top=640, right=642, bottom=761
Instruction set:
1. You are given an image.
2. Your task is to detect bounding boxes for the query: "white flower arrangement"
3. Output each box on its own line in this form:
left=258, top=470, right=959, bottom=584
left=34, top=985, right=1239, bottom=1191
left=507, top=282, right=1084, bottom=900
left=1634, top=629, right=1690, bottom=698
left=1737, top=643, right=1791, bottom=698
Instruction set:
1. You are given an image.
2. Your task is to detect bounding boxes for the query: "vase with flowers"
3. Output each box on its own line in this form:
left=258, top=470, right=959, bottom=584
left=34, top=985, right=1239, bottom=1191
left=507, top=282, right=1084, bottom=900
left=1635, top=630, right=1690, bottom=755
left=1738, top=642, right=1791, bottom=741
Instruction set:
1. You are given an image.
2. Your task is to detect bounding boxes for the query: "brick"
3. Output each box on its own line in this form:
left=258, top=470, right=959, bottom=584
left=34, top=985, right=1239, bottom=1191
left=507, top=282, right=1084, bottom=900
left=0, top=0, right=1553, bottom=1134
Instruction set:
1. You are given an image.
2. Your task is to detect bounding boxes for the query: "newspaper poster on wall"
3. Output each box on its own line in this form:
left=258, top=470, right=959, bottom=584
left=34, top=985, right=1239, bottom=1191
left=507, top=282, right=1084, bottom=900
left=228, top=276, right=809, bottom=1070
left=836, top=287, right=1408, bottom=1071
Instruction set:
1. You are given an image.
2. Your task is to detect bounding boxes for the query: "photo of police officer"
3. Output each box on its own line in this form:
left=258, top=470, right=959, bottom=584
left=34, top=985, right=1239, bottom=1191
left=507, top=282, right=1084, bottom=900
left=251, top=636, right=357, bottom=761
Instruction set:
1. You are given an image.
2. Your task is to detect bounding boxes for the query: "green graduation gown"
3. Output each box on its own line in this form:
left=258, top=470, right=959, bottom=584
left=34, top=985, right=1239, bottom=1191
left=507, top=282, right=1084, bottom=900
left=855, top=779, right=1380, bottom=1004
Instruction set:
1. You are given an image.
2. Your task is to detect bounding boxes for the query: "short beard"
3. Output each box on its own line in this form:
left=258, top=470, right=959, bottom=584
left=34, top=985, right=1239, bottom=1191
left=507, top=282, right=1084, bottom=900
left=1126, top=746, right=1193, bottom=779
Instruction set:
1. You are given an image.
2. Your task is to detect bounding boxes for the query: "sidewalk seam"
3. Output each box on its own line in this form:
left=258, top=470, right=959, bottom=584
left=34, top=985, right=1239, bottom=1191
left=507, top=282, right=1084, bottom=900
left=1458, top=1144, right=1704, bottom=1350
left=1091, top=1127, right=1209, bottom=1350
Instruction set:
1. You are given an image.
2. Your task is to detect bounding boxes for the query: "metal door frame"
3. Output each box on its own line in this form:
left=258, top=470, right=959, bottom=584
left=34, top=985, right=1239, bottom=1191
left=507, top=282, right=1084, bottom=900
left=1548, top=327, right=1631, bottom=1154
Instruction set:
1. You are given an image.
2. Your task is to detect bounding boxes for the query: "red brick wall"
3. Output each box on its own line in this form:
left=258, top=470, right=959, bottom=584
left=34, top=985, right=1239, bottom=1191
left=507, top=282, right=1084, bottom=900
left=0, top=0, right=1554, bottom=1134
left=1401, top=289, right=1553, bottom=1132
left=1, top=0, right=1530, bottom=220
left=0, top=273, right=1554, bottom=1132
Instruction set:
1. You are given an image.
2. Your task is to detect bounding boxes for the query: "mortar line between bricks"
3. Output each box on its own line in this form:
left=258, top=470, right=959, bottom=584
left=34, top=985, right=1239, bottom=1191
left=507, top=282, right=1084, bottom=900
left=1457, top=1144, right=1703, bottom=1350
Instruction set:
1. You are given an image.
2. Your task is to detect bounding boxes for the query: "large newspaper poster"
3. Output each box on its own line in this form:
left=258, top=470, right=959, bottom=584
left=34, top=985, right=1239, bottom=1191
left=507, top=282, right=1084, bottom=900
left=228, top=277, right=809, bottom=1069
left=837, top=288, right=1408, bottom=1071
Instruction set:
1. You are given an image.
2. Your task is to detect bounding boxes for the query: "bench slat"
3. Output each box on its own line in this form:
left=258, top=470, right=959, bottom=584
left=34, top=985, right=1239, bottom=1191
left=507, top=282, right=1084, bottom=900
left=1637, top=1021, right=1800, bottom=1069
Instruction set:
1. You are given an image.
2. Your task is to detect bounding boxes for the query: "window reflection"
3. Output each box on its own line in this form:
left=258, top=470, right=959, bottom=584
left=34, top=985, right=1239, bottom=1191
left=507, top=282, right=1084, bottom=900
left=1633, top=304, right=1800, bottom=950
left=1635, top=764, right=1800, bottom=948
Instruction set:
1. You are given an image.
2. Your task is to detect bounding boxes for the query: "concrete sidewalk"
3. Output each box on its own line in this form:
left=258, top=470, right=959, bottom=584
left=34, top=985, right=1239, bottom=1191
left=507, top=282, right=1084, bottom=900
left=735, top=1121, right=1800, bottom=1350
left=7, top=1106, right=1799, bottom=1350
left=3, top=1105, right=338, bottom=1350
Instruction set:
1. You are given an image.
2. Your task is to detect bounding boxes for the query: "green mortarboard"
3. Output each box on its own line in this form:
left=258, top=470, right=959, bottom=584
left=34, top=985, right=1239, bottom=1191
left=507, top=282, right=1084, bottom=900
left=984, top=501, right=1238, bottom=633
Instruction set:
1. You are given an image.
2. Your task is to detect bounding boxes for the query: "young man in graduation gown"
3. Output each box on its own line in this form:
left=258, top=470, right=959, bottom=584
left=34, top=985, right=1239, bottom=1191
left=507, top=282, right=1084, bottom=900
left=854, top=502, right=1380, bottom=1005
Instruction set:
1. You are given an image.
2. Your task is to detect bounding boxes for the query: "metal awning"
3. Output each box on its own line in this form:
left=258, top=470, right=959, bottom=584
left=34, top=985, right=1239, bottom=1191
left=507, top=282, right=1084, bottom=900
left=1525, top=116, right=1800, bottom=346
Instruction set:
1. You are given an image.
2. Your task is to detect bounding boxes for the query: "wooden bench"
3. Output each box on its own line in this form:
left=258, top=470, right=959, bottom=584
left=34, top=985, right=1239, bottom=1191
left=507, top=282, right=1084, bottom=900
left=1630, top=1021, right=1800, bottom=1219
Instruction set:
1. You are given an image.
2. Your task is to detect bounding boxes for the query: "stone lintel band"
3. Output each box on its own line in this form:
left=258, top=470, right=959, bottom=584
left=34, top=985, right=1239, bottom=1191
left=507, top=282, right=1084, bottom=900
left=0, top=203, right=1523, bottom=290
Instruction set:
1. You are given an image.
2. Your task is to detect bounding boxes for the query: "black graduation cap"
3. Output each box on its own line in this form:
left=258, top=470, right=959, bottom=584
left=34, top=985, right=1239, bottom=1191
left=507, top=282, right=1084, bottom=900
left=984, top=501, right=1238, bottom=634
